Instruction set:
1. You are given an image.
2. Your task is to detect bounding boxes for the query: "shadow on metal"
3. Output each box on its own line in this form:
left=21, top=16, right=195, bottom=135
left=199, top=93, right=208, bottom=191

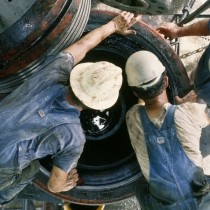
left=0, top=0, right=91, bottom=93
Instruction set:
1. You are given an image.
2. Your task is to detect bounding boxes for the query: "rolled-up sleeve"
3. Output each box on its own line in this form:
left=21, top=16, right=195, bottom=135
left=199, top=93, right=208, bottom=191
left=52, top=124, right=85, bottom=173
left=53, top=145, right=84, bottom=173
left=25, top=51, right=74, bottom=89
left=0, top=51, right=74, bottom=110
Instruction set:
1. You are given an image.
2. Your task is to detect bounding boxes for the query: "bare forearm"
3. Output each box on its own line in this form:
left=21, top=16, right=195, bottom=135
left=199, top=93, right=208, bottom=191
left=64, top=21, right=116, bottom=65
left=47, top=167, right=78, bottom=193
left=63, top=11, right=140, bottom=65
left=47, top=165, right=68, bottom=193
left=177, top=19, right=210, bottom=37
left=77, top=21, right=116, bottom=48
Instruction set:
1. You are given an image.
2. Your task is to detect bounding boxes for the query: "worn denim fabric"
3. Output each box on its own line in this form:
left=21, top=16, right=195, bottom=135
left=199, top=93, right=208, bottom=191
left=0, top=85, right=84, bottom=171
left=198, top=177, right=210, bottom=210
left=0, top=160, right=40, bottom=205
left=135, top=180, right=210, bottom=210
left=194, top=20, right=210, bottom=106
left=194, top=44, right=210, bottom=106
left=0, top=52, right=85, bottom=204
left=135, top=105, right=210, bottom=210
left=135, top=180, right=149, bottom=210
left=0, top=84, right=80, bottom=151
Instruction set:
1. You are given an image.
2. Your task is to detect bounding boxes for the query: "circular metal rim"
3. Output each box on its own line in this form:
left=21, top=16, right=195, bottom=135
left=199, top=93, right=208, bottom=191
left=0, top=0, right=91, bottom=93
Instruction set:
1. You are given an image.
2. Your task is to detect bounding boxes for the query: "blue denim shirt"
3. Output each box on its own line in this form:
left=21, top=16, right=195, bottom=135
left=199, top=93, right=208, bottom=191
left=0, top=51, right=86, bottom=173
left=194, top=20, right=210, bottom=106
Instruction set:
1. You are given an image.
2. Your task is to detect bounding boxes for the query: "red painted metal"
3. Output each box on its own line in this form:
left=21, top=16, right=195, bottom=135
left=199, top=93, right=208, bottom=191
left=0, top=0, right=81, bottom=78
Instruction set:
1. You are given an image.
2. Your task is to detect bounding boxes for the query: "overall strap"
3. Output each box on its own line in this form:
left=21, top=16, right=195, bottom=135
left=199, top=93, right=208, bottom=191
left=139, top=104, right=207, bottom=210
left=139, top=104, right=176, bottom=132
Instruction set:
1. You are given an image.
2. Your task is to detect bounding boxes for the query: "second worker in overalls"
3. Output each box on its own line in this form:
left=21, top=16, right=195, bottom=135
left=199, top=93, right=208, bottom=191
left=125, top=51, right=210, bottom=210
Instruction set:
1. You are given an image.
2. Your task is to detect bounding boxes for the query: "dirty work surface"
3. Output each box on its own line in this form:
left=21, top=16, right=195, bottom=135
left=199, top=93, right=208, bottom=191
left=1, top=0, right=210, bottom=209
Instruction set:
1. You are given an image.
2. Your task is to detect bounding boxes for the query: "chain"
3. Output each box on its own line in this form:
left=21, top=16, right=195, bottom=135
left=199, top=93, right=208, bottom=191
left=180, top=45, right=208, bottom=59
left=179, top=36, right=210, bottom=59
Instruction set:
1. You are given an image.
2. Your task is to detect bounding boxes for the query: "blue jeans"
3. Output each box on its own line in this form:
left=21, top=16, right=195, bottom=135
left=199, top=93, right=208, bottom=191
left=135, top=180, right=210, bottom=210
left=0, top=160, right=40, bottom=205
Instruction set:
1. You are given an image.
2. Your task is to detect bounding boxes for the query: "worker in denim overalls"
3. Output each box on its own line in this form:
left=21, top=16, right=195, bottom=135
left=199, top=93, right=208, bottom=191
left=126, top=51, right=210, bottom=210
left=0, top=12, right=140, bottom=207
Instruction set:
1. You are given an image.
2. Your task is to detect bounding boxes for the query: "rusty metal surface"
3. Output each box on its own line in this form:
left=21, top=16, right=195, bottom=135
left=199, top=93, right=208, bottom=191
left=0, top=0, right=76, bottom=78
left=0, top=0, right=35, bottom=33
left=0, top=0, right=91, bottom=93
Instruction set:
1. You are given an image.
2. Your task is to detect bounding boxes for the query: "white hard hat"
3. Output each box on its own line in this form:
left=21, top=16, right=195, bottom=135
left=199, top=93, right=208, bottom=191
left=125, top=51, right=165, bottom=89
left=70, top=61, right=122, bottom=110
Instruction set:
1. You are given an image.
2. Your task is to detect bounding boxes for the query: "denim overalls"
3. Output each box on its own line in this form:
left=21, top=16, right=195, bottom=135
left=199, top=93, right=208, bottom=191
left=194, top=44, right=210, bottom=106
left=137, top=105, right=210, bottom=210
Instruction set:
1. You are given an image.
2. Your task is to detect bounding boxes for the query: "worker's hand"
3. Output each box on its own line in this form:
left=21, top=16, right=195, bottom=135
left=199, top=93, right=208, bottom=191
left=62, top=168, right=79, bottom=191
left=112, top=11, right=141, bottom=35
left=175, top=90, right=197, bottom=104
left=156, top=22, right=180, bottom=40
left=138, top=98, right=145, bottom=105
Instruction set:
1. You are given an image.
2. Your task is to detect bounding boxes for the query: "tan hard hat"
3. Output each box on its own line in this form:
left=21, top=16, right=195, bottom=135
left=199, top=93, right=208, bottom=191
left=70, top=61, right=122, bottom=110
left=125, top=51, right=165, bottom=89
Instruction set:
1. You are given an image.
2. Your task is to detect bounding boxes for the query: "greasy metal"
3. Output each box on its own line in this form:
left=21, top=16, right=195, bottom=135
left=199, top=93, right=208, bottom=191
left=177, top=0, right=196, bottom=23
left=171, top=0, right=209, bottom=58
left=98, top=0, right=185, bottom=15
left=0, top=0, right=35, bottom=33
left=99, top=0, right=149, bottom=12
left=0, top=0, right=91, bottom=93
left=171, top=0, right=195, bottom=22
left=178, top=0, right=210, bottom=25
left=0, top=0, right=70, bottom=77
left=170, top=0, right=195, bottom=57
left=32, top=9, right=191, bottom=205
